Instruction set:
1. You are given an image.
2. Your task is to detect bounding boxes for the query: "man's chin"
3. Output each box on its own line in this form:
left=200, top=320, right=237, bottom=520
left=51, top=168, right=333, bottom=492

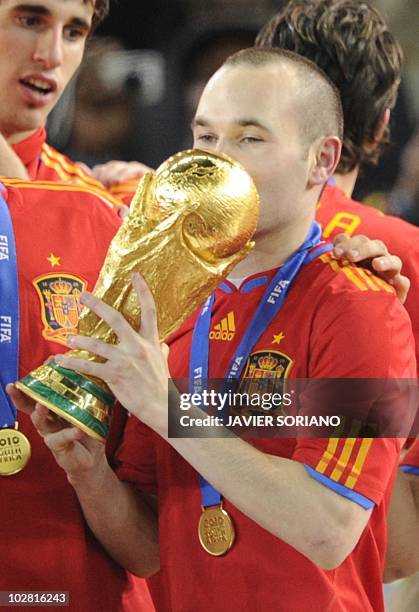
left=14, top=106, right=52, bottom=133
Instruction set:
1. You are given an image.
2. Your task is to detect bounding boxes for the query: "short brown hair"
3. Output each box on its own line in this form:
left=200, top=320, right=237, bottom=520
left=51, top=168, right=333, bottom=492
left=91, top=0, right=110, bottom=31
left=256, top=0, right=403, bottom=173
left=224, top=47, right=343, bottom=147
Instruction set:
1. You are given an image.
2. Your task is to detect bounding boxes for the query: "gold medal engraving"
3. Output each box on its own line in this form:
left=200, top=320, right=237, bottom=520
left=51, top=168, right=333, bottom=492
left=0, top=428, right=31, bottom=476
left=198, top=505, right=235, bottom=556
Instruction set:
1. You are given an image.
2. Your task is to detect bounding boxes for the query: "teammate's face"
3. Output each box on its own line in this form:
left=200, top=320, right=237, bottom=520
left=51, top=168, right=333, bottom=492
left=0, top=0, right=93, bottom=142
left=192, top=63, right=314, bottom=235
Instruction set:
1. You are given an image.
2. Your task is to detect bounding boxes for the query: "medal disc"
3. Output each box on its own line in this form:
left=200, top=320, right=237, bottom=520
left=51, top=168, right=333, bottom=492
left=0, top=428, right=31, bottom=476
left=198, top=506, right=235, bottom=556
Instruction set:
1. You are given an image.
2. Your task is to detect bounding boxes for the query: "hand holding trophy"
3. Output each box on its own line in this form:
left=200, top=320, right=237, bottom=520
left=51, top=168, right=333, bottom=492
left=16, top=149, right=259, bottom=440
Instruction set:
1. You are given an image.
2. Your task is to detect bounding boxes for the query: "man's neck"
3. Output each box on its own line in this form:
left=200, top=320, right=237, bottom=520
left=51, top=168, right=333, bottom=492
left=333, top=167, right=359, bottom=198
left=0, top=132, right=30, bottom=178
left=7, top=129, right=38, bottom=146
left=230, top=214, right=314, bottom=279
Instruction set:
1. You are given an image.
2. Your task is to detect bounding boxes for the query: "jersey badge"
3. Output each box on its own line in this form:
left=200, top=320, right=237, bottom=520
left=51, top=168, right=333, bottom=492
left=239, top=350, right=293, bottom=395
left=33, top=273, right=87, bottom=346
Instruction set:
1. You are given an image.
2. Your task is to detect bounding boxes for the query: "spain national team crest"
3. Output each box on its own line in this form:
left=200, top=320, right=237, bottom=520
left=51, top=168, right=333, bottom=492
left=33, top=273, right=87, bottom=346
left=238, top=350, right=293, bottom=400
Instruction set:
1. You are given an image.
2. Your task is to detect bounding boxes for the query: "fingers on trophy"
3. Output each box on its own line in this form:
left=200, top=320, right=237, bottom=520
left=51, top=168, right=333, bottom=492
left=16, top=150, right=260, bottom=441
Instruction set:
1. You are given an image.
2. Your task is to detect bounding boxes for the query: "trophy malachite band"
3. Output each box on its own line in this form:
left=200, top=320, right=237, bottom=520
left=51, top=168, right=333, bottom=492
left=47, top=363, right=114, bottom=406
left=16, top=374, right=110, bottom=441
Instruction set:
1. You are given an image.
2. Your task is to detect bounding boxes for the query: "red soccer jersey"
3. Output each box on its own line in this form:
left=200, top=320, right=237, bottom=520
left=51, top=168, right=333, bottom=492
left=317, top=183, right=419, bottom=377
left=10, top=127, right=125, bottom=209
left=1, top=180, right=153, bottom=611
left=116, top=252, right=415, bottom=612
left=401, top=440, right=419, bottom=475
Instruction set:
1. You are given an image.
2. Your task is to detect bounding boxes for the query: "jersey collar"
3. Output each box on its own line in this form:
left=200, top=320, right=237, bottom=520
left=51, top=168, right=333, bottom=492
left=11, top=126, right=46, bottom=168
left=220, top=269, right=278, bottom=294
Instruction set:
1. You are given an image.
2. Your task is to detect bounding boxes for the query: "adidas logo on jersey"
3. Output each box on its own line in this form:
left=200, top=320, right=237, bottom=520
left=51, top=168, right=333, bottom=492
left=209, top=312, right=236, bottom=341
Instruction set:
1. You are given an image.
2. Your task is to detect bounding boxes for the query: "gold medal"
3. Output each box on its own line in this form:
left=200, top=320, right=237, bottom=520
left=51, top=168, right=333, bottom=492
left=0, top=427, right=31, bottom=476
left=198, top=505, right=235, bottom=556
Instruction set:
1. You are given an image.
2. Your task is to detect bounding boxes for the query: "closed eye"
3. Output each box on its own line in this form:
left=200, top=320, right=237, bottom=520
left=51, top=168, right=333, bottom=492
left=240, top=136, right=263, bottom=144
left=195, top=133, right=217, bottom=144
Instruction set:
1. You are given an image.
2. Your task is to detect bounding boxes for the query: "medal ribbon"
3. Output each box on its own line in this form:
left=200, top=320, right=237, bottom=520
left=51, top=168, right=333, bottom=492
left=0, top=188, right=20, bottom=427
left=190, top=221, right=330, bottom=508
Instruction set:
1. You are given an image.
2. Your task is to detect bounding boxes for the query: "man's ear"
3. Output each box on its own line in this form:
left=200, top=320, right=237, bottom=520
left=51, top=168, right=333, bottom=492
left=371, top=108, right=391, bottom=149
left=307, top=136, right=342, bottom=188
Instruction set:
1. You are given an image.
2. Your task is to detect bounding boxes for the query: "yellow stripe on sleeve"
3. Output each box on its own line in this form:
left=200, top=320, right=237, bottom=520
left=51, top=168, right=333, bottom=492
left=329, top=420, right=362, bottom=481
left=344, top=438, right=374, bottom=489
left=315, top=416, right=352, bottom=475
left=341, top=267, right=368, bottom=291
left=0, top=178, right=119, bottom=210
left=355, top=269, right=381, bottom=291
left=40, top=152, right=72, bottom=181
left=41, top=144, right=104, bottom=189
left=369, top=275, right=395, bottom=294
left=330, top=438, right=357, bottom=481
left=315, top=438, right=340, bottom=474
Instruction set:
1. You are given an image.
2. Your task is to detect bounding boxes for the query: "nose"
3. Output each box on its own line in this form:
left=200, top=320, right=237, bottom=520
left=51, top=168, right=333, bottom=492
left=210, top=138, right=234, bottom=159
left=32, top=28, right=63, bottom=69
left=214, top=141, right=240, bottom=165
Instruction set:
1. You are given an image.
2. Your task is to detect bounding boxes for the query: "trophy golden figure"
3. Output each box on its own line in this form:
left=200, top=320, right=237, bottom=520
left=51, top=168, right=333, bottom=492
left=16, top=149, right=259, bottom=441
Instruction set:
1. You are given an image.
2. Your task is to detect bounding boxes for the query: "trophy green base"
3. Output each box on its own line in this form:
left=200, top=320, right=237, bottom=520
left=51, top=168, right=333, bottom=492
left=15, top=363, right=114, bottom=442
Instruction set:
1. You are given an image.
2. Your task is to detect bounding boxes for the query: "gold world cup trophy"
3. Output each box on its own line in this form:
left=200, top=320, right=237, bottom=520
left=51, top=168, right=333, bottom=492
left=16, top=150, right=259, bottom=441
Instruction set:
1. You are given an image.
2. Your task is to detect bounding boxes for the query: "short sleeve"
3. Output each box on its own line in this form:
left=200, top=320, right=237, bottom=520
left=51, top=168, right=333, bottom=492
left=293, top=287, right=416, bottom=507
left=293, top=437, right=402, bottom=507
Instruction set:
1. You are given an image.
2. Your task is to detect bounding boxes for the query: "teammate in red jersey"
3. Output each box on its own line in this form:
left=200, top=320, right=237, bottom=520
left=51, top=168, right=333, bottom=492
left=17, top=49, right=416, bottom=612
left=0, top=2, right=152, bottom=607
left=1, top=178, right=154, bottom=610
left=0, top=0, right=129, bottom=208
left=11, top=125, right=125, bottom=206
